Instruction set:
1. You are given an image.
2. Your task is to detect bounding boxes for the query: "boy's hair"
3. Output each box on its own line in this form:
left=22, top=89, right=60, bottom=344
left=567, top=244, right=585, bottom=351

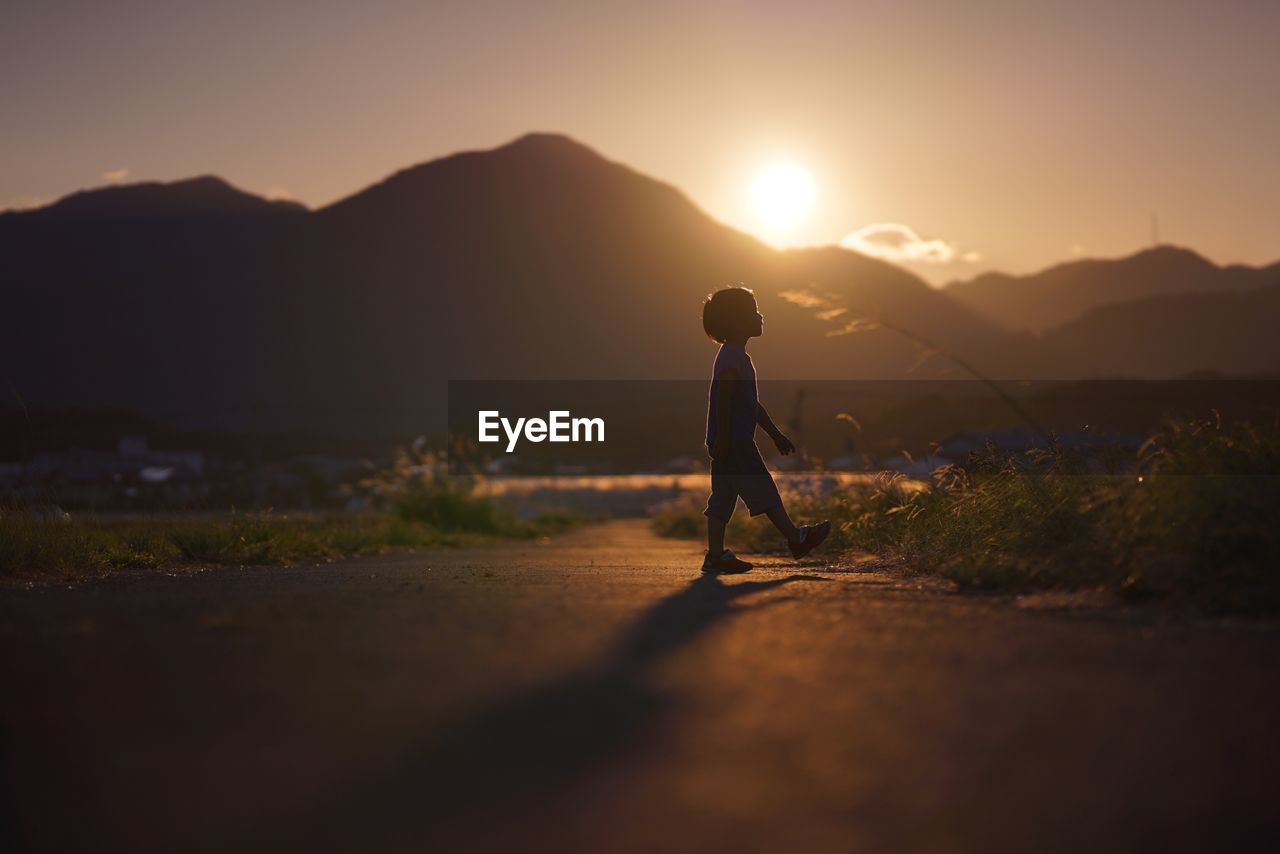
left=702, top=285, right=756, bottom=343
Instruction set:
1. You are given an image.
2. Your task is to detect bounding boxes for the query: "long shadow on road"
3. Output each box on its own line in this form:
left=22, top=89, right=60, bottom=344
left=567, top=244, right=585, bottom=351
left=276, top=572, right=829, bottom=852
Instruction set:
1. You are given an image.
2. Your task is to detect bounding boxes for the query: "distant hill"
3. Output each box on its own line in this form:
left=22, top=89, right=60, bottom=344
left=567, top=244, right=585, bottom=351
left=3, top=133, right=1279, bottom=440
left=1036, top=283, right=1280, bottom=377
left=23, top=175, right=307, bottom=219
left=944, top=246, right=1280, bottom=332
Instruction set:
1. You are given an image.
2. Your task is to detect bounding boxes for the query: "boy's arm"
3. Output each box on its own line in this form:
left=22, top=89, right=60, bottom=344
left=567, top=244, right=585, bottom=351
left=711, top=367, right=739, bottom=458
left=757, top=404, right=796, bottom=455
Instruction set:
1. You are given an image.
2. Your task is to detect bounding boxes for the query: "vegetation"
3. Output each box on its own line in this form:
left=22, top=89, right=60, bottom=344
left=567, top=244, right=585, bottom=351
left=654, top=416, right=1280, bottom=613
left=1, top=445, right=578, bottom=580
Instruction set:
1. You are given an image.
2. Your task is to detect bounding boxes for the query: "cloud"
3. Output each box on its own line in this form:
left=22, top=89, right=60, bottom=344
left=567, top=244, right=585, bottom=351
left=840, top=223, right=959, bottom=264
left=961, top=250, right=982, bottom=263
left=265, top=186, right=295, bottom=201
left=102, top=168, right=129, bottom=182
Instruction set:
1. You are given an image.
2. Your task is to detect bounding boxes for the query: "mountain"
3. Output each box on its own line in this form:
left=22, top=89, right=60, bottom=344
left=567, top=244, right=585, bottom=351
left=2, top=133, right=1278, bottom=441
left=20, top=175, right=307, bottom=219
left=944, top=246, right=1280, bottom=333
left=1, top=134, right=1008, bottom=437
left=1036, top=283, right=1280, bottom=377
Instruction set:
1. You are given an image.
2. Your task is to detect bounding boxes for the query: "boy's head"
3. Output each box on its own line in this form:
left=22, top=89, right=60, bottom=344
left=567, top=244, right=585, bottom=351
left=702, top=285, right=763, bottom=343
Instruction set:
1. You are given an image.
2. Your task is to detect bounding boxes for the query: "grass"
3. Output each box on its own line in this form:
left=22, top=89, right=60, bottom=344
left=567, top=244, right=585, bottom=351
left=1, top=508, right=579, bottom=581
left=2, top=446, right=580, bottom=580
left=653, top=416, right=1280, bottom=614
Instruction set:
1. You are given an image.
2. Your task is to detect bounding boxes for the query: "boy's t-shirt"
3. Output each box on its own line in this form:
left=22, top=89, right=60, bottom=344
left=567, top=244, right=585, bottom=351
left=706, top=342, right=759, bottom=446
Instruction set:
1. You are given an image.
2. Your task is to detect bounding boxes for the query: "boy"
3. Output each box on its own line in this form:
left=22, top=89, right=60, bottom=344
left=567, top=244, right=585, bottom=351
left=701, top=285, right=830, bottom=573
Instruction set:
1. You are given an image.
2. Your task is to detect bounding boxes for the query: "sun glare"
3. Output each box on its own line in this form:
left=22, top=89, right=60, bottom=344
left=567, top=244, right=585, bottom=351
left=751, top=163, right=816, bottom=234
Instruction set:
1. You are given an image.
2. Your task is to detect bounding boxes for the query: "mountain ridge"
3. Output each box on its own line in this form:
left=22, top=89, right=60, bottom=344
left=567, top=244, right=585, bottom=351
left=19, top=175, right=308, bottom=219
left=3, top=133, right=1278, bottom=438
left=943, top=245, right=1280, bottom=332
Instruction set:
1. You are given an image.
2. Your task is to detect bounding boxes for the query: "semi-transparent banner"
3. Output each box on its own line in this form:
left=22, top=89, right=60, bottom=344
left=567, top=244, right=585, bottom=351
left=446, top=379, right=1280, bottom=476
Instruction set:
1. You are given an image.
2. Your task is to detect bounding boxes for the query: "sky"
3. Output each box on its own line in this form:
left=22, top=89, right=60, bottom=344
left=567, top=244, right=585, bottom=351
left=2, top=0, right=1278, bottom=284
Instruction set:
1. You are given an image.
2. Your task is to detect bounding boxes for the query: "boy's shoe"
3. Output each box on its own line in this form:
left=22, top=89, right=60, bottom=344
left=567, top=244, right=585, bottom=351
left=789, top=521, right=831, bottom=559
left=702, top=549, right=753, bottom=574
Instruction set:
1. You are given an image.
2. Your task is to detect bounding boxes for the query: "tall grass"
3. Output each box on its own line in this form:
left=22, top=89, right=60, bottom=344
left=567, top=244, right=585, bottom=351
left=653, top=417, right=1280, bottom=613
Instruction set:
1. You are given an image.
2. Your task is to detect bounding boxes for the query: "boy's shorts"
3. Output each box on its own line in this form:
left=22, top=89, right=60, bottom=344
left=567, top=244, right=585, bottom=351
left=704, top=440, right=783, bottom=521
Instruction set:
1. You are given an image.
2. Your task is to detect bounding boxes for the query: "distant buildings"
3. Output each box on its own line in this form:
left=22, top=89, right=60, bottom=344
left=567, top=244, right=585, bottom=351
left=0, top=435, right=377, bottom=511
left=0, top=435, right=207, bottom=510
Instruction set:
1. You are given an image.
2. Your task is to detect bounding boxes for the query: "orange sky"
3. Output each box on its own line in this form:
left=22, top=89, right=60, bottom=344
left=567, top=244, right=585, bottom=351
left=2, top=0, right=1277, bottom=284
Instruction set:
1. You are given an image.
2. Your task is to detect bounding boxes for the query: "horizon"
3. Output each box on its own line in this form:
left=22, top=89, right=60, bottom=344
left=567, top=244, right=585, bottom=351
left=4, top=1, right=1278, bottom=285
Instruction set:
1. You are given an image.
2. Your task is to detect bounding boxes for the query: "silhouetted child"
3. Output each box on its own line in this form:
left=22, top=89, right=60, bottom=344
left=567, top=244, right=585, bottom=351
left=701, top=285, right=830, bottom=573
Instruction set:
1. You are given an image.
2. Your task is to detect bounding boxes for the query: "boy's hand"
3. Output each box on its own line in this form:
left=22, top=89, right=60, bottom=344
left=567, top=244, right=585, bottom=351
left=772, top=432, right=796, bottom=456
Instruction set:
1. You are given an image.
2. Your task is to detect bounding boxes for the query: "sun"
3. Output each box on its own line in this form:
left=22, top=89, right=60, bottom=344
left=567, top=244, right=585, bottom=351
left=751, top=163, right=816, bottom=233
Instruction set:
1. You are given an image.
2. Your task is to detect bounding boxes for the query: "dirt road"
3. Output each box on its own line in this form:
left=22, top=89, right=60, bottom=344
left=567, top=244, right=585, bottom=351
left=3, top=520, right=1278, bottom=853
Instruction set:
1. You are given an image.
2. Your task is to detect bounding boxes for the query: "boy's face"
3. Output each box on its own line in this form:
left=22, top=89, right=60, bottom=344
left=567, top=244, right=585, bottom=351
left=746, top=301, right=764, bottom=338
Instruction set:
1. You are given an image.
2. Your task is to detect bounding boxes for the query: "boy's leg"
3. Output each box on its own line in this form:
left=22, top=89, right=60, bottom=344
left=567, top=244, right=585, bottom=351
left=763, top=504, right=801, bottom=542
left=704, top=451, right=738, bottom=556
left=737, top=444, right=828, bottom=558
left=707, top=514, right=728, bottom=556
left=734, top=442, right=799, bottom=541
